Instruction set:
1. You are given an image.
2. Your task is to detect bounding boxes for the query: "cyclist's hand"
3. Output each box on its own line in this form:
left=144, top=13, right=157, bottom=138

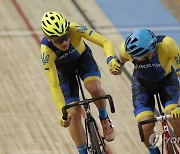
left=60, top=115, right=71, bottom=127
left=171, top=106, right=180, bottom=118
left=118, top=66, right=124, bottom=75
left=106, top=56, right=121, bottom=75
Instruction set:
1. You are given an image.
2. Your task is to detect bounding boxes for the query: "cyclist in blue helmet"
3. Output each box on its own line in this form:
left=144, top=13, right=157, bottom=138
left=125, top=29, right=157, bottom=59
left=117, top=29, right=180, bottom=154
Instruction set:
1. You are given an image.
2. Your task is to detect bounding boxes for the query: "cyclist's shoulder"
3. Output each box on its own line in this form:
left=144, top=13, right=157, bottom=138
left=156, top=35, right=166, bottom=43
left=120, top=41, right=126, bottom=52
left=40, top=37, right=56, bottom=54
left=120, top=41, right=132, bottom=61
left=69, top=21, right=79, bottom=27
left=156, top=35, right=176, bottom=45
left=41, top=37, right=49, bottom=45
left=70, top=22, right=89, bottom=34
left=157, top=35, right=178, bottom=52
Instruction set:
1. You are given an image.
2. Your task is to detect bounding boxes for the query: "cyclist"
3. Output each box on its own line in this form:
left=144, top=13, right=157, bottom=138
left=117, top=29, right=180, bottom=154
left=40, top=11, right=120, bottom=154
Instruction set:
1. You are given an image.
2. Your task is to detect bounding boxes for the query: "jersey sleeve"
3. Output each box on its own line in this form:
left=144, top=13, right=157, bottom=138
left=71, top=22, right=115, bottom=58
left=40, top=44, right=65, bottom=113
left=120, top=41, right=132, bottom=61
left=164, top=36, right=180, bottom=76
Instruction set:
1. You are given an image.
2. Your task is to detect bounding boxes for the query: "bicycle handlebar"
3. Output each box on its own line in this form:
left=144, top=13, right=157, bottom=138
left=138, top=114, right=172, bottom=142
left=62, top=94, right=115, bottom=120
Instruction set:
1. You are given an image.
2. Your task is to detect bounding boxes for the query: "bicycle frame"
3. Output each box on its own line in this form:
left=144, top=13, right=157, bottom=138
left=62, top=72, right=115, bottom=154
left=138, top=93, right=180, bottom=154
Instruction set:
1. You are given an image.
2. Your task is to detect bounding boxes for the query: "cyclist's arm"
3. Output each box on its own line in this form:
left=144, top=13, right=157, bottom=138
left=119, top=41, right=132, bottom=63
left=165, top=36, right=180, bottom=77
left=165, top=37, right=180, bottom=105
left=40, top=44, right=65, bottom=113
left=76, top=23, right=115, bottom=58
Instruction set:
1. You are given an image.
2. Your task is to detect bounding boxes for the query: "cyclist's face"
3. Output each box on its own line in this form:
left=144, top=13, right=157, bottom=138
left=132, top=49, right=156, bottom=61
left=50, top=31, right=70, bottom=51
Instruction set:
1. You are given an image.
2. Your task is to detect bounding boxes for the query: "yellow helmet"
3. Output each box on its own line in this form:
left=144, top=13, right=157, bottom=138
left=41, top=11, right=69, bottom=37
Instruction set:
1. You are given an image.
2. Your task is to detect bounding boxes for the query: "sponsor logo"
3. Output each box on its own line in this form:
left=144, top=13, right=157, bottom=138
left=134, top=63, right=161, bottom=69
left=58, top=49, right=76, bottom=60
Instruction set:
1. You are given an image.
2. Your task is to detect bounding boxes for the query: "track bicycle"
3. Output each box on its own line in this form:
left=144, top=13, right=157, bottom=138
left=138, top=93, right=180, bottom=154
left=62, top=72, right=115, bottom=154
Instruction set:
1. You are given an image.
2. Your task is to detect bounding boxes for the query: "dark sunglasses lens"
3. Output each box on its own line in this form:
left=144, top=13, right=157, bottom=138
left=52, top=32, right=69, bottom=44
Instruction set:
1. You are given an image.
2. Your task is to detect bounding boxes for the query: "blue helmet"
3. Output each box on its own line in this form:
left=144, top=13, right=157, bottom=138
left=125, top=29, right=157, bottom=58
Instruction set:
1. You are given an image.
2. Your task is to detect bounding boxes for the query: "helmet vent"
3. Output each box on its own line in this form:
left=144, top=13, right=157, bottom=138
left=65, top=20, right=68, bottom=28
left=151, top=42, right=155, bottom=47
left=47, top=20, right=51, bottom=25
left=50, top=16, right=55, bottom=20
left=55, top=22, right=59, bottom=28
left=43, top=28, right=54, bottom=34
left=131, top=38, right=138, bottom=44
left=56, top=15, right=60, bottom=20
left=54, top=29, right=60, bottom=34
left=129, top=45, right=136, bottom=50
left=125, top=35, right=131, bottom=45
left=149, top=30, right=155, bottom=38
left=59, top=14, right=63, bottom=18
left=42, top=21, right=46, bottom=27
left=61, top=25, right=64, bottom=33
left=133, top=47, right=144, bottom=54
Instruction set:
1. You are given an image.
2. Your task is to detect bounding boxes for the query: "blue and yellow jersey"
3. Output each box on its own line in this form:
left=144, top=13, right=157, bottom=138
left=120, top=35, right=180, bottom=81
left=40, top=22, right=115, bottom=112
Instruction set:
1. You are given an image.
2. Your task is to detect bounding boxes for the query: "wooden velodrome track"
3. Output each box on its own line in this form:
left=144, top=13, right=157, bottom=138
left=0, top=0, right=166, bottom=153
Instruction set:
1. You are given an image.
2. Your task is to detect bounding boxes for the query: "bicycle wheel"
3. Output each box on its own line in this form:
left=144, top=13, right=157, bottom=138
left=88, top=120, right=103, bottom=154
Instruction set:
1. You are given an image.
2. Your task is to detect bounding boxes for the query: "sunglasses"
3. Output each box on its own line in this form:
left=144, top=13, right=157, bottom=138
left=132, top=49, right=156, bottom=60
left=50, top=31, right=70, bottom=44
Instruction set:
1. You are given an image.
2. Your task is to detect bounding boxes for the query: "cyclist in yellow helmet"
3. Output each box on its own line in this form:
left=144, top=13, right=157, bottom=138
left=40, top=11, right=120, bottom=154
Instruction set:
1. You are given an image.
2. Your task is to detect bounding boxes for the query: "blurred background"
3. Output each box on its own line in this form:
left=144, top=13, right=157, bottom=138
left=0, top=0, right=179, bottom=153
left=95, top=0, right=180, bottom=44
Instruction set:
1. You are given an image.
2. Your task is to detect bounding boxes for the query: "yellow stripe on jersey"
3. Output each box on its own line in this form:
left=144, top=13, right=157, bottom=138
left=164, top=104, right=177, bottom=112
left=136, top=111, right=154, bottom=122
left=83, top=76, right=101, bottom=84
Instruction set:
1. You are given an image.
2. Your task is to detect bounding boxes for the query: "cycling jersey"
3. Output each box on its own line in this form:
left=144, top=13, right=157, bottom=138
left=40, top=22, right=115, bottom=112
left=120, top=35, right=180, bottom=81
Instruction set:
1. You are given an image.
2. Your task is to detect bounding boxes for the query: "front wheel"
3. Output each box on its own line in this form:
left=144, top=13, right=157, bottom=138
left=88, top=120, right=106, bottom=154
